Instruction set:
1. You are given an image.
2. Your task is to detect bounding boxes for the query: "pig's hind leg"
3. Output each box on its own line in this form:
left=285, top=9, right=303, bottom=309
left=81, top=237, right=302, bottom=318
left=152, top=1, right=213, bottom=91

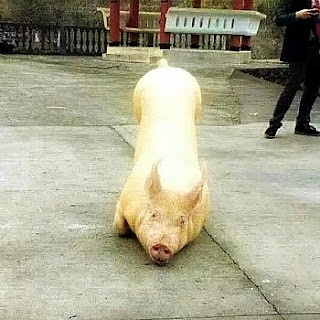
left=113, top=201, right=131, bottom=236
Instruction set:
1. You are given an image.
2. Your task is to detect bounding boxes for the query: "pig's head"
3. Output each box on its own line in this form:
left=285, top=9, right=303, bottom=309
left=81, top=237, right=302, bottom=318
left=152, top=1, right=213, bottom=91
left=135, top=162, right=207, bottom=266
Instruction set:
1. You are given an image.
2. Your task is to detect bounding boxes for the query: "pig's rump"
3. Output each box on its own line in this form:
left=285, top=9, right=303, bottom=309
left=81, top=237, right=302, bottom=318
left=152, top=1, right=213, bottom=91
left=133, top=65, right=202, bottom=127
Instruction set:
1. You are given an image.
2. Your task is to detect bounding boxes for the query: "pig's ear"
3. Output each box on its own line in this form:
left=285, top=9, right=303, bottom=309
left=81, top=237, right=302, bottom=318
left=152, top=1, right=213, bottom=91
left=145, top=161, right=162, bottom=199
left=185, top=163, right=207, bottom=209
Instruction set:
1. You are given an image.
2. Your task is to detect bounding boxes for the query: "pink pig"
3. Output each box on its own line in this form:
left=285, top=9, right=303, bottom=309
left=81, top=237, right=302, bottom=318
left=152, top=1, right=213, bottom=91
left=114, top=61, right=210, bottom=265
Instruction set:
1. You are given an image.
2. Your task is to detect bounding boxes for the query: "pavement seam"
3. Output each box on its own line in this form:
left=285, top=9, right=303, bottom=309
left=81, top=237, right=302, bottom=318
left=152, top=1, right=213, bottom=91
left=281, top=312, right=320, bottom=315
left=109, top=125, right=135, bottom=150
left=135, top=314, right=282, bottom=320
left=0, top=190, right=119, bottom=194
left=203, top=227, right=286, bottom=320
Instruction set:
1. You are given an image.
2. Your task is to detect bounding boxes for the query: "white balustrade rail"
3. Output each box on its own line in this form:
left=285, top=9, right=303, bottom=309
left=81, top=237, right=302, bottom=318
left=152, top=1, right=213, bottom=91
left=165, top=7, right=266, bottom=36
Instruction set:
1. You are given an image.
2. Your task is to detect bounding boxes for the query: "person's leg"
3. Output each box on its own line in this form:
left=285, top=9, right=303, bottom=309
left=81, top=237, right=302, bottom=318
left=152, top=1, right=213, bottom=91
left=296, top=54, right=320, bottom=125
left=294, top=47, right=320, bottom=136
left=271, top=62, right=305, bottom=124
left=265, top=62, right=305, bottom=138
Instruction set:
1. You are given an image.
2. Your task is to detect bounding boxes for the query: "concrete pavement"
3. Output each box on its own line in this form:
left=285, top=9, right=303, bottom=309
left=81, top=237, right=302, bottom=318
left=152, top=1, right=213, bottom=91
left=0, top=54, right=319, bottom=320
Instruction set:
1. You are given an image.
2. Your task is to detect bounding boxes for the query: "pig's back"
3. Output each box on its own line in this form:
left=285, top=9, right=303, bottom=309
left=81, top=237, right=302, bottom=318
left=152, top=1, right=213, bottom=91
left=134, top=65, right=202, bottom=160
left=132, top=66, right=203, bottom=193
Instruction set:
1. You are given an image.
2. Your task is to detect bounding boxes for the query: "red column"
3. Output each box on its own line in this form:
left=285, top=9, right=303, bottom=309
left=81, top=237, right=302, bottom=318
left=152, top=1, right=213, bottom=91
left=230, top=0, right=243, bottom=51
left=242, top=0, right=253, bottom=50
left=127, top=0, right=140, bottom=46
left=109, top=0, right=120, bottom=46
left=160, top=0, right=172, bottom=49
left=191, top=0, right=201, bottom=49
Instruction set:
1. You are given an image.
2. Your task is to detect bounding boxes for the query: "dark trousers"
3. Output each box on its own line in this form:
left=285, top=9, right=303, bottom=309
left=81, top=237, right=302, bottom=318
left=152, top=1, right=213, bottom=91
left=270, top=42, right=320, bottom=126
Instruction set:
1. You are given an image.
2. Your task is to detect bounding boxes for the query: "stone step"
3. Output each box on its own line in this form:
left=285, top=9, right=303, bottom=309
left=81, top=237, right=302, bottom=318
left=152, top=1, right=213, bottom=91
left=103, top=47, right=251, bottom=66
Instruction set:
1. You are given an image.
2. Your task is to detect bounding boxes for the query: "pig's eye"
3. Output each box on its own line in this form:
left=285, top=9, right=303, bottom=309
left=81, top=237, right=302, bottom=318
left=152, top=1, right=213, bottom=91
left=179, top=216, right=187, bottom=226
left=150, top=210, right=159, bottom=219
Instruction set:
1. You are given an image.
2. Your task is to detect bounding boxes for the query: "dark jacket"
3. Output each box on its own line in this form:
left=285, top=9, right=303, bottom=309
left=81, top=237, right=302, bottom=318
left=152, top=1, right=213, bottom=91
left=276, top=0, right=319, bottom=62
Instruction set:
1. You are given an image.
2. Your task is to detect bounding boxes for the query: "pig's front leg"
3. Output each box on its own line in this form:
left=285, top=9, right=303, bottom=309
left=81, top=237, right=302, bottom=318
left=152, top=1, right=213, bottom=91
left=113, top=201, right=131, bottom=236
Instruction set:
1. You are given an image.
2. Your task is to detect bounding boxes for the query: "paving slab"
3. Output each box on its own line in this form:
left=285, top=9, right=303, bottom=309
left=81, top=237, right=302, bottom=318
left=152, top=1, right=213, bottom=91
left=115, top=123, right=320, bottom=316
left=231, top=69, right=320, bottom=125
left=0, top=55, right=241, bottom=127
left=0, top=126, right=278, bottom=320
left=198, top=123, right=320, bottom=315
left=283, top=316, right=320, bottom=320
left=0, top=126, right=133, bottom=192
left=0, top=55, right=147, bottom=126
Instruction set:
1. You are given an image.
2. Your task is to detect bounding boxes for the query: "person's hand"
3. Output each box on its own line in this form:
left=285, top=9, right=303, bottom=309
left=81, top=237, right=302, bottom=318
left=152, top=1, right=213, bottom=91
left=295, top=8, right=320, bottom=19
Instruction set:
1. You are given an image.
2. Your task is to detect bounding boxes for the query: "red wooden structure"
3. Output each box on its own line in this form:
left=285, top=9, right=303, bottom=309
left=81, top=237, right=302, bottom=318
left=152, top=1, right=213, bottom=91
left=159, top=0, right=173, bottom=49
left=230, top=0, right=254, bottom=51
left=109, top=0, right=121, bottom=46
left=109, top=0, right=254, bottom=50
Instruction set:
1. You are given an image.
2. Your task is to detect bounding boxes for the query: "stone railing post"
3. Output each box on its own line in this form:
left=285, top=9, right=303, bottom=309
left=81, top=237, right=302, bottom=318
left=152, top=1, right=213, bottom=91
left=60, top=27, right=67, bottom=54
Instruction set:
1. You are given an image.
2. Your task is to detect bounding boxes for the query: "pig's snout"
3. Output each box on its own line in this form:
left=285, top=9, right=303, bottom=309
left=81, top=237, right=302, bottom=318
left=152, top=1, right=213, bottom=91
left=150, top=244, right=173, bottom=265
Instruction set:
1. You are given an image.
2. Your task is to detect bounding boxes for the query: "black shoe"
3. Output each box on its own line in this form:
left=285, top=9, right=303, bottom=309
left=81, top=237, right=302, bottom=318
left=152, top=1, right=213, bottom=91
left=294, top=123, right=320, bottom=136
left=265, top=124, right=281, bottom=139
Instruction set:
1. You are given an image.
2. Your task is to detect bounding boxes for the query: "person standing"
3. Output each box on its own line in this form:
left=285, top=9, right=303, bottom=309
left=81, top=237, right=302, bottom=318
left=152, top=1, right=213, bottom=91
left=265, top=0, right=320, bottom=138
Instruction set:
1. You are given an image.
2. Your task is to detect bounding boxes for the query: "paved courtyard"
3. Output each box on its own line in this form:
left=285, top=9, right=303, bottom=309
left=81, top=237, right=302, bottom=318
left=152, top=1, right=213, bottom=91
left=0, top=54, right=320, bottom=320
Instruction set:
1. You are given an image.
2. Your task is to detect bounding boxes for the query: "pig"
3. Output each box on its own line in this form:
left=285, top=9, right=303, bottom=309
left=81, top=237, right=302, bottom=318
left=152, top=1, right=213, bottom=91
left=113, top=60, right=210, bottom=265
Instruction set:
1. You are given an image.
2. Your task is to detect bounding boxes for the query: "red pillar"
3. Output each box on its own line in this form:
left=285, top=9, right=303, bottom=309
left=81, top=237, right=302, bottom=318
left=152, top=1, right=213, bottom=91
left=127, top=0, right=140, bottom=46
left=191, top=0, right=201, bottom=49
left=109, top=0, right=120, bottom=46
left=160, top=0, right=172, bottom=49
left=242, top=0, right=253, bottom=50
left=230, top=0, right=243, bottom=51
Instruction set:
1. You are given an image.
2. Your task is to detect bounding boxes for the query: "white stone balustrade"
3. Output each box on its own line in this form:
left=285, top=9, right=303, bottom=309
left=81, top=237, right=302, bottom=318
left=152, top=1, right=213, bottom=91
left=165, top=7, right=266, bottom=36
